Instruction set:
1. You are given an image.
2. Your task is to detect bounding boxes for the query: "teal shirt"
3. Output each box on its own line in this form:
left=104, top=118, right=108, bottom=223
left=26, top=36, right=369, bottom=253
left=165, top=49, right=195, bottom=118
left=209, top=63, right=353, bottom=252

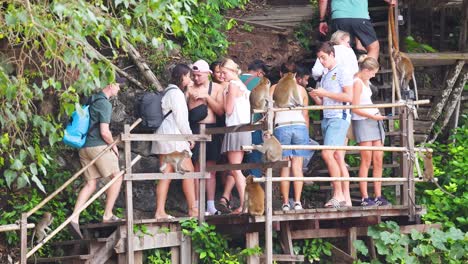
left=83, top=92, right=112, bottom=148
left=331, top=0, right=370, bottom=20
left=240, top=74, right=261, bottom=91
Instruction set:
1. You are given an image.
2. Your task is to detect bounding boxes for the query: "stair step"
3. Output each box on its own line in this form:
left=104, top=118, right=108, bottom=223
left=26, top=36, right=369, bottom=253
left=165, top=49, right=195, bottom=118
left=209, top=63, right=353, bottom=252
left=50, top=239, right=91, bottom=247
left=28, top=254, right=92, bottom=263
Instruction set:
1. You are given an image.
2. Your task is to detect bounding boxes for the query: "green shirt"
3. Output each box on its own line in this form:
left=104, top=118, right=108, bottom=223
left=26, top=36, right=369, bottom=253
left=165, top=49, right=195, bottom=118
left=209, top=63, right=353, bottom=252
left=240, top=74, right=261, bottom=91
left=83, top=92, right=112, bottom=148
left=331, top=0, right=370, bottom=19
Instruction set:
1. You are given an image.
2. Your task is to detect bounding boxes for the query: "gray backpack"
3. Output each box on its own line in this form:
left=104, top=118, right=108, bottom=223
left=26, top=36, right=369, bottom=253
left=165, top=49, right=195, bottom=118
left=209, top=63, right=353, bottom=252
left=136, top=86, right=177, bottom=132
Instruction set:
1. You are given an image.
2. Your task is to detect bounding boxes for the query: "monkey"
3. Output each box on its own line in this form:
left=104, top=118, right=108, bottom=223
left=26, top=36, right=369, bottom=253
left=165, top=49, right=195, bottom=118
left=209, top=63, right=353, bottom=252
left=242, top=175, right=265, bottom=216
left=256, top=131, right=282, bottom=162
left=159, top=150, right=191, bottom=174
left=31, top=212, right=53, bottom=247
left=421, top=152, right=456, bottom=198
left=272, top=72, right=303, bottom=108
left=388, top=6, right=418, bottom=101
left=249, top=77, right=271, bottom=124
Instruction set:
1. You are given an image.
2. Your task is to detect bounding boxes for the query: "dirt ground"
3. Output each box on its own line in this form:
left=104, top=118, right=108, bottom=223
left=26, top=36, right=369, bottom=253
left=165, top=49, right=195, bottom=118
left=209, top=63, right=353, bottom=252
left=225, top=0, right=312, bottom=80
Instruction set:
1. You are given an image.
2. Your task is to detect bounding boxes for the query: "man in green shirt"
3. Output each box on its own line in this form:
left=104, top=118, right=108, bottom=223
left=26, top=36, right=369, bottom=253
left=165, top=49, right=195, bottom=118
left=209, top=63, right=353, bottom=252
left=240, top=60, right=268, bottom=178
left=318, top=0, right=396, bottom=59
left=69, top=76, right=125, bottom=239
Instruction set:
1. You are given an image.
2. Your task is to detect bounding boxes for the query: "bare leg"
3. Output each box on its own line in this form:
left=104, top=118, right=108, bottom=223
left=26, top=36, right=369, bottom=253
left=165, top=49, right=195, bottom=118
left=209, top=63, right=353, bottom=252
left=334, top=151, right=351, bottom=206
left=280, top=158, right=290, bottom=205
left=155, top=154, right=172, bottom=219
left=358, top=142, right=373, bottom=199
left=291, top=157, right=304, bottom=203
left=103, top=172, right=123, bottom=220
left=72, top=179, right=97, bottom=223
left=366, top=40, right=380, bottom=60
left=322, top=150, right=345, bottom=203
left=227, top=151, right=246, bottom=213
left=372, top=141, right=384, bottom=197
left=221, top=174, right=235, bottom=201
left=181, top=158, right=197, bottom=217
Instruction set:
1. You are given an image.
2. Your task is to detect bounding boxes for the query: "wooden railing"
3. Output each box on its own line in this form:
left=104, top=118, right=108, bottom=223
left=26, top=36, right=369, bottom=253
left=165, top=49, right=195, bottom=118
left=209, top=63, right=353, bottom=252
left=242, top=99, right=432, bottom=264
left=17, top=119, right=142, bottom=264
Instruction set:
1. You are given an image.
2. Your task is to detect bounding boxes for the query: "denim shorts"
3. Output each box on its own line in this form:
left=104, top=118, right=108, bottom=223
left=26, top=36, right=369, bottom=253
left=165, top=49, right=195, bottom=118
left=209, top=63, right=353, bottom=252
left=321, top=118, right=350, bottom=146
left=274, top=125, right=309, bottom=157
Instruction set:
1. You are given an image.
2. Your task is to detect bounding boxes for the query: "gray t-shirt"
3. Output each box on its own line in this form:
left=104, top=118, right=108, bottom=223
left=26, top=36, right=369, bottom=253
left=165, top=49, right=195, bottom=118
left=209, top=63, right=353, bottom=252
left=83, top=92, right=112, bottom=148
left=320, top=64, right=353, bottom=120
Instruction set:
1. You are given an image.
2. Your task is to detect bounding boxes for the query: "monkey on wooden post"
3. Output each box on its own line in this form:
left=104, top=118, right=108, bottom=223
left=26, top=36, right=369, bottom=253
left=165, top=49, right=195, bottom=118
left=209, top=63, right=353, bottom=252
left=273, top=72, right=303, bottom=108
left=31, top=212, right=53, bottom=247
left=159, top=150, right=191, bottom=174
left=243, top=175, right=265, bottom=216
left=256, top=131, right=282, bottom=163
left=249, top=76, right=271, bottom=124
left=389, top=5, right=418, bottom=100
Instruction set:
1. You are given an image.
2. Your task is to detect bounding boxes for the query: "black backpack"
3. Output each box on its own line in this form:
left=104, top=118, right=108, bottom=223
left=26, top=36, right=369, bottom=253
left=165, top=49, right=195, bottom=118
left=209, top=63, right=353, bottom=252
left=136, top=85, right=177, bottom=132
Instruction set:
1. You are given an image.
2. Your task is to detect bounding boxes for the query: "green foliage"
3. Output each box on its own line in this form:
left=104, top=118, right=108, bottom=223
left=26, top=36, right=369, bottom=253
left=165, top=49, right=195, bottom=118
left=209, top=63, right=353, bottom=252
left=418, top=116, right=468, bottom=230
left=294, top=21, right=316, bottom=51
left=294, top=238, right=332, bottom=263
left=0, top=0, right=245, bottom=192
left=146, top=249, right=171, bottom=264
left=180, top=218, right=262, bottom=264
left=405, top=36, right=437, bottom=53
left=354, top=221, right=467, bottom=264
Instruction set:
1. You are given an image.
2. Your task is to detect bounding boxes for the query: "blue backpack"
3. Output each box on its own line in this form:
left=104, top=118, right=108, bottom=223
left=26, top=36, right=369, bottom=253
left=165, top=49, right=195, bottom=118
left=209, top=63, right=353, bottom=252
left=62, top=97, right=104, bottom=148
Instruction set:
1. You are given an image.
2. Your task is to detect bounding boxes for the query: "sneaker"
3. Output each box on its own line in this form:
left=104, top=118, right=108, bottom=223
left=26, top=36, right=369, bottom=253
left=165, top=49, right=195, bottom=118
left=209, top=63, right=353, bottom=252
left=374, top=196, right=391, bottom=206
left=282, top=203, right=291, bottom=211
left=293, top=202, right=303, bottom=210
left=361, top=197, right=376, bottom=206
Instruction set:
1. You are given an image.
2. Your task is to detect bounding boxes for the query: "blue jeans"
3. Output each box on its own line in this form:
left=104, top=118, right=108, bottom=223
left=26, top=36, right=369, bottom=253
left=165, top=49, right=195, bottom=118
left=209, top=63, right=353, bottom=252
left=246, top=130, right=263, bottom=177
left=274, top=125, right=309, bottom=157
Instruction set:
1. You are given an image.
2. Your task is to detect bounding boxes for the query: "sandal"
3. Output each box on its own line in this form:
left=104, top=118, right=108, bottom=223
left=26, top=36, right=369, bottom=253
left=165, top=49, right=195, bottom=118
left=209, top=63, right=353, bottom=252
left=155, top=214, right=175, bottom=221
left=324, top=198, right=346, bottom=209
left=216, top=196, right=232, bottom=214
left=102, top=215, right=122, bottom=223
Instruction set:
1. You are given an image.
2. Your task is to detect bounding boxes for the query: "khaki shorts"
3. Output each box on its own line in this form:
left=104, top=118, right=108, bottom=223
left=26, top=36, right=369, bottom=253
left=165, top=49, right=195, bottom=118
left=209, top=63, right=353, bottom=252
left=79, top=145, right=120, bottom=181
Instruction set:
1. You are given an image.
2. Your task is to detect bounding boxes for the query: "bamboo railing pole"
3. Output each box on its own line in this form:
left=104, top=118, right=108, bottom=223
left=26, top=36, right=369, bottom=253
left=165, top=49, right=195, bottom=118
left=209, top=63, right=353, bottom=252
left=252, top=100, right=429, bottom=113
left=198, top=124, right=207, bottom=223
left=25, top=156, right=141, bottom=259
left=264, top=96, right=274, bottom=264
left=252, top=177, right=428, bottom=183
left=242, top=145, right=433, bottom=153
left=124, top=124, right=135, bottom=264
left=27, top=119, right=142, bottom=218
left=0, top=223, right=35, bottom=233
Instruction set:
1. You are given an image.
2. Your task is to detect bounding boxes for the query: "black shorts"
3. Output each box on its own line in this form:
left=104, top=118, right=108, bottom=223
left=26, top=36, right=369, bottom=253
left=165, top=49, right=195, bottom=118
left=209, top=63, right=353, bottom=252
left=190, top=123, right=223, bottom=162
left=331, top=18, right=378, bottom=48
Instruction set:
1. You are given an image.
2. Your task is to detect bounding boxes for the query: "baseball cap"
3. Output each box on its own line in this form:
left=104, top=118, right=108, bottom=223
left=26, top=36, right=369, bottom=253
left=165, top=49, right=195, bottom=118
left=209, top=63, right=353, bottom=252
left=191, top=60, right=212, bottom=73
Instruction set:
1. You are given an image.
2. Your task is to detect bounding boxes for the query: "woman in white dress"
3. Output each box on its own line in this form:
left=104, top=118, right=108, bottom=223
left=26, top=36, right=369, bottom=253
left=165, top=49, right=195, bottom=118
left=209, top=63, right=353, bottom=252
left=151, top=64, right=197, bottom=220
left=217, top=58, right=251, bottom=213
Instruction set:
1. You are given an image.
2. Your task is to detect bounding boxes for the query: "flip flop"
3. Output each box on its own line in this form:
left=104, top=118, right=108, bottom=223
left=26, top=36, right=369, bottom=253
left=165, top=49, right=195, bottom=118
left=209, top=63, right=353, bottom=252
left=216, top=196, right=232, bottom=214
left=324, top=198, right=346, bottom=209
left=103, top=215, right=122, bottom=223
left=155, top=215, right=175, bottom=221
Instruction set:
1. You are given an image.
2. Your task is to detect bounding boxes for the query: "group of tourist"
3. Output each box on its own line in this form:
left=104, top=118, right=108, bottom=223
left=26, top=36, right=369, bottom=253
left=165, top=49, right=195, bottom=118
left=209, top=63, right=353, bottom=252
left=67, top=0, right=395, bottom=238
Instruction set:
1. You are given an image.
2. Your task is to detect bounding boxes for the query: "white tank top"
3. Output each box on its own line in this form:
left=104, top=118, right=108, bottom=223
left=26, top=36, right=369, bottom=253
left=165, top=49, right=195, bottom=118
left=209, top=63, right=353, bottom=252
left=274, top=85, right=305, bottom=127
left=225, top=79, right=251, bottom=126
left=352, top=78, right=380, bottom=120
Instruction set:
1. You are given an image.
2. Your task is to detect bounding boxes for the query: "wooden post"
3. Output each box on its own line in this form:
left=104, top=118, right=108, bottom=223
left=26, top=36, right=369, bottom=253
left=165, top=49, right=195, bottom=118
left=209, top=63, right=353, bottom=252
left=348, top=227, right=357, bottom=258
left=20, top=213, right=27, bottom=264
left=407, top=105, right=416, bottom=221
left=264, top=98, right=274, bottom=264
left=198, top=124, right=206, bottom=223
left=400, top=107, right=409, bottom=207
left=246, top=232, right=260, bottom=264
left=124, top=124, right=135, bottom=264
left=180, top=235, right=192, bottom=264
left=279, top=222, right=293, bottom=255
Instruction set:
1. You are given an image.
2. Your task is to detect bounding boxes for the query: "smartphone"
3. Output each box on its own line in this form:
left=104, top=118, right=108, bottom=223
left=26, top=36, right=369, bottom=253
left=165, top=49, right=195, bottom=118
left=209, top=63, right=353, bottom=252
left=305, top=87, right=314, bottom=92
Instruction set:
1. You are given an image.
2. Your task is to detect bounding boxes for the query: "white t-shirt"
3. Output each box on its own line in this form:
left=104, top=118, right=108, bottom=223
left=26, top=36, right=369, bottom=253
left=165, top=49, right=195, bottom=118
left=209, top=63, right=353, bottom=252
left=320, top=64, right=353, bottom=120
left=352, top=78, right=380, bottom=120
left=312, top=45, right=359, bottom=80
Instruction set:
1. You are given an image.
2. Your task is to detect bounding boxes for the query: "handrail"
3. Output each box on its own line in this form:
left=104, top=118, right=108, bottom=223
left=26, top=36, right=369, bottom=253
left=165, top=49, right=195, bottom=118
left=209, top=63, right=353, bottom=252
left=253, top=99, right=429, bottom=113
left=23, top=155, right=142, bottom=260
left=253, top=177, right=429, bottom=183
left=243, top=145, right=433, bottom=153
left=26, top=118, right=142, bottom=217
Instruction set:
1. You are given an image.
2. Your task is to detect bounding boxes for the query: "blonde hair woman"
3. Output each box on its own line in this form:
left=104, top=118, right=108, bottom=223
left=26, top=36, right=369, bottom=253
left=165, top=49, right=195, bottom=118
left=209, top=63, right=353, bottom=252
left=217, top=58, right=251, bottom=214
left=351, top=56, right=389, bottom=206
